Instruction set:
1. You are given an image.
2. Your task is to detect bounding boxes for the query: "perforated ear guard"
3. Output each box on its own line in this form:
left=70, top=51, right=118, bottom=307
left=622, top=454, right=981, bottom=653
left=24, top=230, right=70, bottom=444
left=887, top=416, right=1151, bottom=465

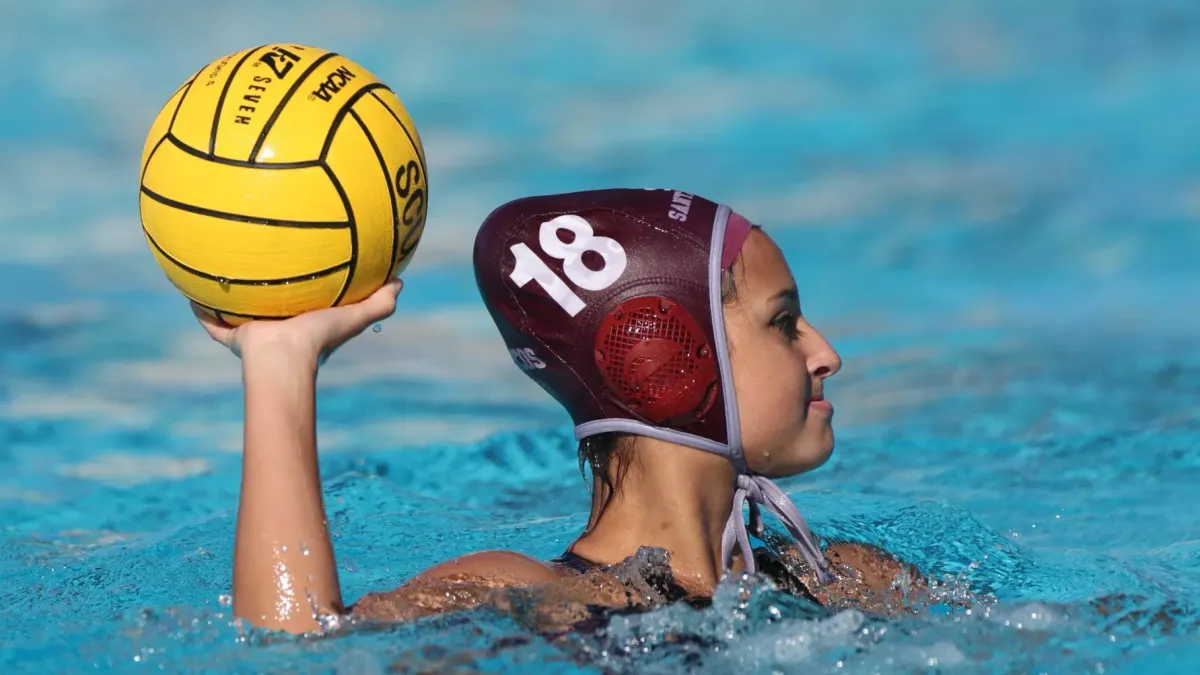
left=594, top=296, right=719, bottom=426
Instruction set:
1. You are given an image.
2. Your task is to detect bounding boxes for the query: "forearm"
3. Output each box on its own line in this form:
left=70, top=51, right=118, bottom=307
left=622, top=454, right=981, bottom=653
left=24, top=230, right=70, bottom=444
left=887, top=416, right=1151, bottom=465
left=233, top=339, right=342, bottom=633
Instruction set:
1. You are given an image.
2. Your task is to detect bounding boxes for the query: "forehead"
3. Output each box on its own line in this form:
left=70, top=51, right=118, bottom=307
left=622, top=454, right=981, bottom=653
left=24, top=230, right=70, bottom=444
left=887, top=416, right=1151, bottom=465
left=733, top=229, right=796, bottom=303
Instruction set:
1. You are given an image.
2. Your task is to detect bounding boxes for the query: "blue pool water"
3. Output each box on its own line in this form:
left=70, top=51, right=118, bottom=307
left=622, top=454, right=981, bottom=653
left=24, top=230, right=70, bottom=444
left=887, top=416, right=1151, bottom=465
left=2, top=0, right=1199, bottom=672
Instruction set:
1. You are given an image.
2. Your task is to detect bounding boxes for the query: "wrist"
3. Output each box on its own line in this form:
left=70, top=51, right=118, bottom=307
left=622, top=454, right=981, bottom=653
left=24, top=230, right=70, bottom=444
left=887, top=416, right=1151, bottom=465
left=240, top=330, right=321, bottom=373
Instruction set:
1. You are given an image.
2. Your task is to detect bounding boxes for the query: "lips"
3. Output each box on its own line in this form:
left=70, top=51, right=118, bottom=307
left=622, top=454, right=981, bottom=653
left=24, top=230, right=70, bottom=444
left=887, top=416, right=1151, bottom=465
left=808, top=390, right=833, bottom=414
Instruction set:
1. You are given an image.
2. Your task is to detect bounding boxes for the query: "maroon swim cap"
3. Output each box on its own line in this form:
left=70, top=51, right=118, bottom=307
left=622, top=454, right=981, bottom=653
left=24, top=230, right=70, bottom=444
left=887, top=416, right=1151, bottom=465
left=473, top=188, right=831, bottom=581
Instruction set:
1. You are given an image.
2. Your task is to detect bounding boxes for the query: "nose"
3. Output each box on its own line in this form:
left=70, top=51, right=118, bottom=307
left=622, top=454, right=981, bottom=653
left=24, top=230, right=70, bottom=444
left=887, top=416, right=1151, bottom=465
left=802, top=323, right=842, bottom=380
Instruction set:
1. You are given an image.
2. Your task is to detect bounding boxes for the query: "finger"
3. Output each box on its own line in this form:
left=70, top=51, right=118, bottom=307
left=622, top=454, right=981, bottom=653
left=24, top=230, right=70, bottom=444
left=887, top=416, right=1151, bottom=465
left=335, top=278, right=404, bottom=337
left=190, top=302, right=234, bottom=344
left=360, top=278, right=403, bottom=323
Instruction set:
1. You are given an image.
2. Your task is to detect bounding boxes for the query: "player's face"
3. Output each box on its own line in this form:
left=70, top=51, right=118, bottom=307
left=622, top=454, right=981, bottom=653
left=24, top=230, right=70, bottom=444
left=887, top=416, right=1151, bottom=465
left=723, top=230, right=842, bottom=477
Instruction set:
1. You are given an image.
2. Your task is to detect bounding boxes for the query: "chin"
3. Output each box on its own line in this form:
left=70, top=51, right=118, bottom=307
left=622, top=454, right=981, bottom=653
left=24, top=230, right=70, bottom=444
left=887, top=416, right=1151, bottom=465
left=763, top=440, right=834, bottom=478
left=802, top=428, right=837, bottom=470
left=808, top=442, right=834, bottom=471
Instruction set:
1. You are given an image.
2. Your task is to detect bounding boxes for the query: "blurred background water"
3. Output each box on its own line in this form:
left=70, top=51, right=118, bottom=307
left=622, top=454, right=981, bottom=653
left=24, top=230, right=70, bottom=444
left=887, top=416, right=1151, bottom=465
left=1, top=0, right=1199, bottom=672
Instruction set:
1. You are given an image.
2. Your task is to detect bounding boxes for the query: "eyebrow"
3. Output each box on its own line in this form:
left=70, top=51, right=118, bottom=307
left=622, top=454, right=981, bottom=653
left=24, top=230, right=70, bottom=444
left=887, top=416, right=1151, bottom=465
left=771, top=288, right=800, bottom=304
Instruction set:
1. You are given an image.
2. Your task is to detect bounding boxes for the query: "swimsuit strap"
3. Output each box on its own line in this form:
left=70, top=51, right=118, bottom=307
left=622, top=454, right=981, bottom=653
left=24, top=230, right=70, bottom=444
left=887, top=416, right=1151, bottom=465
left=550, top=550, right=606, bottom=574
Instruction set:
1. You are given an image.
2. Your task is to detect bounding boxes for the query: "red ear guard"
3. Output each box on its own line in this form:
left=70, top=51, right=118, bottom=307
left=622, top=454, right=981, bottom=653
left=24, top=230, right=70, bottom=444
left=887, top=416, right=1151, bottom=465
left=594, top=296, right=718, bottom=426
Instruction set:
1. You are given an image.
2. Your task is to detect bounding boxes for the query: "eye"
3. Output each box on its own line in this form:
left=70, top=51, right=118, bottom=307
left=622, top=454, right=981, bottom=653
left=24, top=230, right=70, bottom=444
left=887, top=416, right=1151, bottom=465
left=771, top=311, right=802, bottom=342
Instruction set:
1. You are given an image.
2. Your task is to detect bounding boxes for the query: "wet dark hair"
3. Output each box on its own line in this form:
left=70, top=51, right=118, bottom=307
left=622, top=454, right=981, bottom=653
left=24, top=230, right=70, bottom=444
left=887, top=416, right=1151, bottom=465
left=577, top=241, right=753, bottom=516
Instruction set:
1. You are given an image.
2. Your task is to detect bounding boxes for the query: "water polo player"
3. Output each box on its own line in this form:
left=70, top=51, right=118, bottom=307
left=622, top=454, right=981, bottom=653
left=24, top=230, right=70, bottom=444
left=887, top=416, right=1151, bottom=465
left=193, top=188, right=923, bottom=634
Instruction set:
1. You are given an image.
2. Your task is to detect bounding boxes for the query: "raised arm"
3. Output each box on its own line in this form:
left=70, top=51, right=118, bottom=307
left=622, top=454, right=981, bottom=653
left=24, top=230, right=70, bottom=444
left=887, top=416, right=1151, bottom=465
left=234, top=339, right=338, bottom=632
left=192, top=279, right=403, bottom=633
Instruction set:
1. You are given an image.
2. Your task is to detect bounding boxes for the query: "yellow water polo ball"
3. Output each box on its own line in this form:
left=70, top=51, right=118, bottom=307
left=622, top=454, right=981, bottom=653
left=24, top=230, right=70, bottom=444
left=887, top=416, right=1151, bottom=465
left=138, top=44, right=428, bottom=325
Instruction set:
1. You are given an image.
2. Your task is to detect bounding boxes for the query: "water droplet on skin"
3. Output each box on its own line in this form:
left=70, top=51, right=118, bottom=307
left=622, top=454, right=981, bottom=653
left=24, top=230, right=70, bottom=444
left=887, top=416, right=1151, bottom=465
left=300, top=543, right=310, bottom=556
left=372, top=323, right=382, bottom=333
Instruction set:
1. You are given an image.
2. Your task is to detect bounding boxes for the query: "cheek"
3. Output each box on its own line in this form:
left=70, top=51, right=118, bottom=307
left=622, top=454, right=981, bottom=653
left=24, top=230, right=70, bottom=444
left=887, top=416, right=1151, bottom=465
left=731, top=340, right=807, bottom=431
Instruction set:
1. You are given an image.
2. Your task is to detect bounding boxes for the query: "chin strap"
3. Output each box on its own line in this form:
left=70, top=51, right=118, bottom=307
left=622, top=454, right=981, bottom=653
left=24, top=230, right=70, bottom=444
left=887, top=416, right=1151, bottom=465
left=720, top=474, right=834, bottom=584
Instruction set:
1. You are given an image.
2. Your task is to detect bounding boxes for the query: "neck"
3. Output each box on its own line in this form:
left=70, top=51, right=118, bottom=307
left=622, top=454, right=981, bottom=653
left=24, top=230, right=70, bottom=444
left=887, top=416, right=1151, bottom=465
left=569, top=437, right=740, bottom=592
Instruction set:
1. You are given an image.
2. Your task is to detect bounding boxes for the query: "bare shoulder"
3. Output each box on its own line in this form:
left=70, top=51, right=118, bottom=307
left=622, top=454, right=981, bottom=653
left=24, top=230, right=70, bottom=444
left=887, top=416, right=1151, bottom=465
left=350, top=550, right=564, bottom=623
left=791, top=541, right=930, bottom=615
left=411, top=549, right=562, bottom=586
left=824, top=541, right=924, bottom=592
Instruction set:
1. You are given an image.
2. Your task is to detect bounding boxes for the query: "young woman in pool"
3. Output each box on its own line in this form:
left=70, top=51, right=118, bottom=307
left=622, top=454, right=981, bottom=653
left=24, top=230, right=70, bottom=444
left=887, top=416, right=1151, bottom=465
left=194, top=188, right=924, bottom=634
